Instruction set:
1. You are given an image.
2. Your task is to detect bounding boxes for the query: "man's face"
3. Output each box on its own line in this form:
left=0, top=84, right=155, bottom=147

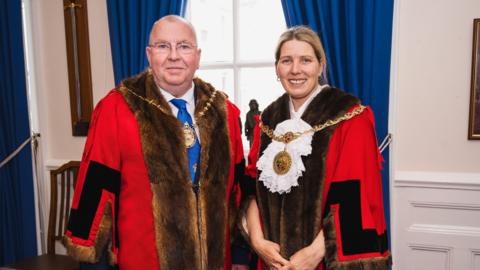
left=146, top=20, right=201, bottom=97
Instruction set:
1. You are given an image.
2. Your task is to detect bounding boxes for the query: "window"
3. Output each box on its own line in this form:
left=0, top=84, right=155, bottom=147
left=187, top=0, right=286, bottom=148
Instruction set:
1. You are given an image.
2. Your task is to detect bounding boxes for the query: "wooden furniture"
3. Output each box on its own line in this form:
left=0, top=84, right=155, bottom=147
left=6, top=254, right=79, bottom=270
left=7, top=161, right=81, bottom=270
left=47, top=160, right=81, bottom=254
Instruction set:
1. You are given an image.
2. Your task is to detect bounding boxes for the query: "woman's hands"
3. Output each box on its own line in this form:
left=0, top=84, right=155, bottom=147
left=249, top=230, right=325, bottom=270
left=246, top=199, right=289, bottom=269
left=280, top=243, right=325, bottom=270
left=251, top=237, right=289, bottom=269
left=245, top=199, right=325, bottom=269
left=250, top=238, right=325, bottom=270
left=280, top=229, right=326, bottom=270
left=250, top=232, right=325, bottom=270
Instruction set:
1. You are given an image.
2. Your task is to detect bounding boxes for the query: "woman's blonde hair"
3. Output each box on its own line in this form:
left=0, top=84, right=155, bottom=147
left=275, top=26, right=327, bottom=70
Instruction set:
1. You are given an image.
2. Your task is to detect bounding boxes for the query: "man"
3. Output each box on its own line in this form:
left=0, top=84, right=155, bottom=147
left=63, top=15, right=245, bottom=270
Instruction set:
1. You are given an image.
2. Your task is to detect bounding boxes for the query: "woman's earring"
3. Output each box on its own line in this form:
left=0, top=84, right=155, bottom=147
left=276, top=77, right=280, bottom=81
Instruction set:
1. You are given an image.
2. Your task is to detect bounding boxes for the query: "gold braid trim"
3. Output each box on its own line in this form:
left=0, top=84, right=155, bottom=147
left=121, top=86, right=220, bottom=119
left=260, top=105, right=366, bottom=144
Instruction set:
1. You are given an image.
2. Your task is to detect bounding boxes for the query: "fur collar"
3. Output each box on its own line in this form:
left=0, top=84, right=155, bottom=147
left=119, top=70, right=232, bottom=269
left=256, top=87, right=359, bottom=258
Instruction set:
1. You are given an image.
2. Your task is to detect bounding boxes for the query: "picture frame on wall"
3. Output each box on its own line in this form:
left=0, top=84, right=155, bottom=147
left=469, top=18, right=480, bottom=140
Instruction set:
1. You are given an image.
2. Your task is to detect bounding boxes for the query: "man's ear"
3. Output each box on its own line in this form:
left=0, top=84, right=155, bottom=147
left=146, top=47, right=153, bottom=66
left=196, top=48, right=202, bottom=70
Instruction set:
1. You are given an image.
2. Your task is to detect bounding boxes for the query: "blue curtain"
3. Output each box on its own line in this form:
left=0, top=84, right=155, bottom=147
left=0, top=0, right=37, bottom=266
left=281, top=0, right=394, bottom=238
left=107, top=0, right=187, bottom=85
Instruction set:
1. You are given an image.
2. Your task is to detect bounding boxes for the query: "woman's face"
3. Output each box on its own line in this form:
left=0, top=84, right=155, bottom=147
left=276, top=39, right=323, bottom=108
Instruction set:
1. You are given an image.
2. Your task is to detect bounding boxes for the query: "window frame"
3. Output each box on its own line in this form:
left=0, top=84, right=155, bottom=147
left=186, top=0, right=278, bottom=108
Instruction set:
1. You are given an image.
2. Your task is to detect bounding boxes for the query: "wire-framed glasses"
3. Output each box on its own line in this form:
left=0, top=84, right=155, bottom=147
left=149, top=41, right=197, bottom=55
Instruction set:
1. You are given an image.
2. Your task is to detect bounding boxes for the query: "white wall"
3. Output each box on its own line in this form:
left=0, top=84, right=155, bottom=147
left=31, top=0, right=113, bottom=165
left=27, top=0, right=114, bottom=253
left=390, top=0, right=480, bottom=269
left=392, top=0, right=480, bottom=172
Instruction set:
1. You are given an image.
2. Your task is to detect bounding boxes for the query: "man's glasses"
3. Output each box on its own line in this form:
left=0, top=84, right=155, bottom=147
left=149, top=41, right=197, bottom=55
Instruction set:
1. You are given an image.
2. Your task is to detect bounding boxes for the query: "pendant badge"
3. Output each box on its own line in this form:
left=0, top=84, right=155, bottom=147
left=183, top=123, right=196, bottom=148
left=273, top=150, right=292, bottom=175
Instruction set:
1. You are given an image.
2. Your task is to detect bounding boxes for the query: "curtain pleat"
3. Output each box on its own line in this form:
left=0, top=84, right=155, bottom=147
left=280, top=0, right=394, bottom=239
left=0, top=0, right=37, bottom=266
left=106, top=0, right=187, bottom=85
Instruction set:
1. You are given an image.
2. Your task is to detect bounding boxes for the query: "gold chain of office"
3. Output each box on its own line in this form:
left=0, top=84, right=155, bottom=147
left=122, top=86, right=220, bottom=119
left=260, top=105, right=366, bottom=144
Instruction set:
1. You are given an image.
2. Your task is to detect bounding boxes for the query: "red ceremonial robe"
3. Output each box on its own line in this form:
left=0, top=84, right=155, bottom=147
left=247, top=87, right=392, bottom=270
left=63, top=71, right=244, bottom=270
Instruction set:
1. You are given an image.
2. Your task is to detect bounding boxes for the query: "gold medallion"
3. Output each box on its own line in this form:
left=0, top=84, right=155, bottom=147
left=183, top=123, right=196, bottom=148
left=273, top=150, right=292, bottom=175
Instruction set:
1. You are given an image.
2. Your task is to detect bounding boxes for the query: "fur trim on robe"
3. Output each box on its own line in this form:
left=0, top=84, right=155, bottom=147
left=119, top=71, right=232, bottom=269
left=256, top=87, right=391, bottom=269
left=256, top=87, right=359, bottom=258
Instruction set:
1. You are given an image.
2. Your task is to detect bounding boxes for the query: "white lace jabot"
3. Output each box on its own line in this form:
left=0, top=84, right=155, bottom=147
left=257, top=118, right=313, bottom=194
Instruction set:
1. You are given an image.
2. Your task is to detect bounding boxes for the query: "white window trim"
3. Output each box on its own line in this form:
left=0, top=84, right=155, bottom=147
left=21, top=0, right=46, bottom=255
left=187, top=0, right=276, bottom=107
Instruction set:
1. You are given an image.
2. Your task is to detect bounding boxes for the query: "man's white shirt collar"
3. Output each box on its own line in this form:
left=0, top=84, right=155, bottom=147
left=158, top=84, right=200, bottom=140
left=159, top=84, right=195, bottom=106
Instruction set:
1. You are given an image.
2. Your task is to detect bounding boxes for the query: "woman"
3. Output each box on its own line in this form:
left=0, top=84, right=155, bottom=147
left=243, top=26, right=392, bottom=270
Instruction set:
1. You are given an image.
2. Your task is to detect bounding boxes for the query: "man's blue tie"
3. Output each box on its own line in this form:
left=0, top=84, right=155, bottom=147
left=170, top=99, right=201, bottom=183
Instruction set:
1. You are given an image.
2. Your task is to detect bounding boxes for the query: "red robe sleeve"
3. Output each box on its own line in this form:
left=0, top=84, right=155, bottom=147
left=322, top=106, right=391, bottom=269
left=63, top=91, right=122, bottom=263
left=225, top=99, right=247, bottom=268
left=226, top=99, right=245, bottom=199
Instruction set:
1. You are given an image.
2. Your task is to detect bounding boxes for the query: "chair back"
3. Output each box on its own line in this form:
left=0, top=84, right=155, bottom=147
left=47, top=161, right=80, bottom=254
